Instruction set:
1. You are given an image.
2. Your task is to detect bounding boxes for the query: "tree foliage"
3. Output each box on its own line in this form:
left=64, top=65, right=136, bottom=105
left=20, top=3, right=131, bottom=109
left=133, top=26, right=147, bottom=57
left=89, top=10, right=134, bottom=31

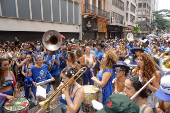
left=134, top=24, right=141, bottom=34
left=151, top=9, right=170, bottom=34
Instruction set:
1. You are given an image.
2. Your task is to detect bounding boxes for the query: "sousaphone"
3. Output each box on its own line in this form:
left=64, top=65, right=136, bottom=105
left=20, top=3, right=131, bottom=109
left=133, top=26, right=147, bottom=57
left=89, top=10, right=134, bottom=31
left=42, top=30, right=62, bottom=51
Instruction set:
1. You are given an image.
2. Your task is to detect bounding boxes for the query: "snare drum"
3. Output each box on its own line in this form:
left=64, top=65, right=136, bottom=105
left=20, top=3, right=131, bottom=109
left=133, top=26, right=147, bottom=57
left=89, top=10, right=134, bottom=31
left=3, top=98, right=29, bottom=113
left=82, top=85, right=99, bottom=106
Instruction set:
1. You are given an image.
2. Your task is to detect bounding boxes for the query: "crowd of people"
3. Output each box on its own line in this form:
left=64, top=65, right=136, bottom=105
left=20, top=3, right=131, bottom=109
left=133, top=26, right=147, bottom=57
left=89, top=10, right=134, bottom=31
left=0, top=35, right=170, bottom=113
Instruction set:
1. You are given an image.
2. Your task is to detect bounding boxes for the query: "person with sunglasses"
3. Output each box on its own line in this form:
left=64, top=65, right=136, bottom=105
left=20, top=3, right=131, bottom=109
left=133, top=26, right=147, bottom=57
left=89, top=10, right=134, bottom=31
left=124, top=74, right=152, bottom=113
left=91, top=50, right=118, bottom=105
left=112, top=61, right=130, bottom=94
left=130, top=47, right=144, bottom=65
left=132, top=53, right=161, bottom=110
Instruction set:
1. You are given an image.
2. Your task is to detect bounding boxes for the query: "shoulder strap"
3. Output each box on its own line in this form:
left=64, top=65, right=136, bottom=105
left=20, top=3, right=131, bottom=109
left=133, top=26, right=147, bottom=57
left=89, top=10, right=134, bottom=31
left=165, top=104, right=170, bottom=113
left=73, top=87, right=83, bottom=98
left=8, top=71, right=16, bottom=86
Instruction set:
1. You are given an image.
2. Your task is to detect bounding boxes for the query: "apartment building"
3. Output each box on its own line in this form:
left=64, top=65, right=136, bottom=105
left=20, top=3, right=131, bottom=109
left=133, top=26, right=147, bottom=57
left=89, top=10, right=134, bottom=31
left=0, top=0, right=81, bottom=42
left=125, top=0, right=138, bottom=33
left=136, top=0, right=155, bottom=35
left=81, top=0, right=110, bottom=40
left=107, top=0, right=126, bottom=39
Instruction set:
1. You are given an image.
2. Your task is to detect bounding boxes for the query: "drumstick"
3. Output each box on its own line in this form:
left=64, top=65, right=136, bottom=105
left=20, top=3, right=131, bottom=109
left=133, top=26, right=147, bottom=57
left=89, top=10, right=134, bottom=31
left=90, top=68, right=94, bottom=77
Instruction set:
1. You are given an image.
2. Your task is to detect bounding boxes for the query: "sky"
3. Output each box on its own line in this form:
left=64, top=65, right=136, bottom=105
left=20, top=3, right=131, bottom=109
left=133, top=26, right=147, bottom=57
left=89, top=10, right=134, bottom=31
left=158, top=0, right=170, bottom=11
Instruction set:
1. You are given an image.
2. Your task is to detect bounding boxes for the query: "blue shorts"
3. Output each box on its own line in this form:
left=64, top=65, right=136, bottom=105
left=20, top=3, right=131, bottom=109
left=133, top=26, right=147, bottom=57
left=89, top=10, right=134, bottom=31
left=2, top=88, right=13, bottom=96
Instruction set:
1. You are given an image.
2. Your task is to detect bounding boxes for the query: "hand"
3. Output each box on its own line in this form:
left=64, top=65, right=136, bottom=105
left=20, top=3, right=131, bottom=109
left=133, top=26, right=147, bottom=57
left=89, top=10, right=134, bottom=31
left=90, top=68, right=93, bottom=73
left=86, top=60, right=89, bottom=65
left=62, top=86, right=69, bottom=96
left=91, top=76, right=97, bottom=81
left=156, top=108, right=164, bottom=113
left=32, top=81, right=37, bottom=87
left=6, top=95, right=15, bottom=101
left=59, top=56, right=64, bottom=59
left=52, top=59, right=56, bottom=62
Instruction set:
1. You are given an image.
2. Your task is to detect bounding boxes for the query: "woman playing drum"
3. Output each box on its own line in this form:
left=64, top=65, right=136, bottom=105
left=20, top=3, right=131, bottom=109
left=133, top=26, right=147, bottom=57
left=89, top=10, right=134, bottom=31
left=0, top=58, right=20, bottom=112
left=91, top=50, right=117, bottom=105
left=37, top=66, right=84, bottom=113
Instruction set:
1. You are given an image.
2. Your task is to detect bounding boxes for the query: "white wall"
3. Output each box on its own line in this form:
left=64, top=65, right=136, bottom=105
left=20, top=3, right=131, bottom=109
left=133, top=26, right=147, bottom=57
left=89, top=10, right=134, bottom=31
left=0, top=17, right=80, bottom=32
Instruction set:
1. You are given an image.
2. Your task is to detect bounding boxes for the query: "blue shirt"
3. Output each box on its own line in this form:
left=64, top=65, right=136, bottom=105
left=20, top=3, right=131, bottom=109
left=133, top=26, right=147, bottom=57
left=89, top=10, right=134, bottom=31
left=95, top=50, right=104, bottom=62
left=143, top=47, right=152, bottom=55
left=45, top=54, right=60, bottom=75
left=127, top=46, right=136, bottom=57
left=60, top=51, right=68, bottom=69
left=97, top=69, right=115, bottom=105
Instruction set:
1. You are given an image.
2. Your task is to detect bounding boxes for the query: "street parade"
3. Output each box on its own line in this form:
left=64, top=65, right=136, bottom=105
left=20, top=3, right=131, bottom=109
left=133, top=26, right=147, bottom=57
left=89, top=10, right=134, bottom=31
left=0, top=0, right=170, bottom=113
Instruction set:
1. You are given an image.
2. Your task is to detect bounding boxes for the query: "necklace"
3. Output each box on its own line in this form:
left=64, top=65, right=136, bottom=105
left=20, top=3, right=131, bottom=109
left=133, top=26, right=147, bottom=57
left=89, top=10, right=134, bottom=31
left=135, top=97, right=141, bottom=103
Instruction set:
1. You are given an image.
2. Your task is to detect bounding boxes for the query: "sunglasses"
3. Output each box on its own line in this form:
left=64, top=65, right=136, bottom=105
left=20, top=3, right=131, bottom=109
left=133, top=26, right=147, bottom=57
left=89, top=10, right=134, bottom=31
left=138, top=58, right=143, bottom=61
left=102, top=57, right=106, bottom=59
left=114, top=69, right=123, bottom=73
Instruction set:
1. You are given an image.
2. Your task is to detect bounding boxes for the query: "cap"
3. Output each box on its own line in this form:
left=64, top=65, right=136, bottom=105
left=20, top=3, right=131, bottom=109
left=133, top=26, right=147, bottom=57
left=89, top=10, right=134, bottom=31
left=155, top=75, right=170, bottom=102
left=22, top=51, right=30, bottom=54
left=97, top=94, right=139, bottom=113
left=140, top=39, right=149, bottom=45
left=130, top=47, right=145, bottom=54
left=112, top=61, right=130, bottom=73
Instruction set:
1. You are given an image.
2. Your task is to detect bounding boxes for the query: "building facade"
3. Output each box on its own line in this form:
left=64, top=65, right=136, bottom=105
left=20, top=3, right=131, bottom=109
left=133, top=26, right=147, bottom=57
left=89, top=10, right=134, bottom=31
left=125, top=0, right=138, bottom=34
left=0, top=0, right=81, bottom=42
left=81, top=0, right=110, bottom=40
left=136, top=0, right=155, bottom=35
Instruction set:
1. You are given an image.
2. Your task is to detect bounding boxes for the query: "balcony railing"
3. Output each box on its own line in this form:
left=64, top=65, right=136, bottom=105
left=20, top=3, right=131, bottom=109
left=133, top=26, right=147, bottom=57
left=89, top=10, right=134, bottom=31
left=84, top=4, right=110, bottom=18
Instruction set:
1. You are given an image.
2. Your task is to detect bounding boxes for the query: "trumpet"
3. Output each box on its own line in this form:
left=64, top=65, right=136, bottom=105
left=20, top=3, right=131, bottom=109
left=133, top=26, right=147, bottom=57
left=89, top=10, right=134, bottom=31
left=39, top=67, right=87, bottom=110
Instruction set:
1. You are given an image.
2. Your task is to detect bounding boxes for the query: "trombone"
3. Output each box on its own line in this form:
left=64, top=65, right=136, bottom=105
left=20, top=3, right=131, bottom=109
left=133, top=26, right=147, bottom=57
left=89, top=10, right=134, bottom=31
left=39, top=67, right=87, bottom=110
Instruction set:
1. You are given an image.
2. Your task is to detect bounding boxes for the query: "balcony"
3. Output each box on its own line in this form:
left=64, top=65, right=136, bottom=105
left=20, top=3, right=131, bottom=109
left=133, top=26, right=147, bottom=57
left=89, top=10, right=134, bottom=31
left=83, top=4, right=110, bottom=19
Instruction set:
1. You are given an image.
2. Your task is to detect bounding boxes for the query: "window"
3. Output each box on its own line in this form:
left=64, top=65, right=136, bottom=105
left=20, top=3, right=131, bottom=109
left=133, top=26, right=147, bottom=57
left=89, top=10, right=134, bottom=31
left=112, top=0, right=124, bottom=11
left=130, top=3, right=135, bottom=13
left=138, top=10, right=142, bottom=15
left=142, top=17, right=146, bottom=21
left=137, top=17, right=141, bottom=21
left=126, top=1, right=129, bottom=10
left=126, top=13, right=128, bottom=21
left=138, top=3, right=142, bottom=8
left=143, top=3, right=146, bottom=8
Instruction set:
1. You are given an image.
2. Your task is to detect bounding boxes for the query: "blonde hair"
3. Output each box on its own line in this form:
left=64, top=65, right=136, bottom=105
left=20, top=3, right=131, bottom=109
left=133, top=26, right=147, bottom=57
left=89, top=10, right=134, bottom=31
left=101, top=50, right=118, bottom=70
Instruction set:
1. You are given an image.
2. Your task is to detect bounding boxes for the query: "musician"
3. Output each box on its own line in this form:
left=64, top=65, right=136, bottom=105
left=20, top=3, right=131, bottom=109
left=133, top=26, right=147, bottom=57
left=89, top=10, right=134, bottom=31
left=45, top=50, right=60, bottom=90
left=124, top=74, right=152, bottom=113
left=28, top=55, right=53, bottom=106
left=140, top=39, right=152, bottom=55
left=120, top=44, right=129, bottom=58
left=21, top=54, right=34, bottom=100
left=59, top=46, right=68, bottom=70
left=80, top=46, right=95, bottom=85
left=37, top=66, right=84, bottom=113
left=94, top=44, right=104, bottom=76
left=91, top=50, right=117, bottom=105
left=75, top=49, right=83, bottom=85
left=0, top=58, right=20, bottom=97
left=0, top=93, right=15, bottom=112
left=67, top=52, right=80, bottom=71
left=155, top=76, right=170, bottom=113
left=132, top=53, right=161, bottom=109
left=130, top=47, right=144, bottom=65
left=112, top=61, right=130, bottom=94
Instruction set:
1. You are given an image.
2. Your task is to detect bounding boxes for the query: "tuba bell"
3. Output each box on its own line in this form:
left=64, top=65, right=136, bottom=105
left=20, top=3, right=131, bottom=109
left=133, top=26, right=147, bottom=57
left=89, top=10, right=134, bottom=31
left=42, top=30, right=62, bottom=51
left=161, top=57, right=170, bottom=71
